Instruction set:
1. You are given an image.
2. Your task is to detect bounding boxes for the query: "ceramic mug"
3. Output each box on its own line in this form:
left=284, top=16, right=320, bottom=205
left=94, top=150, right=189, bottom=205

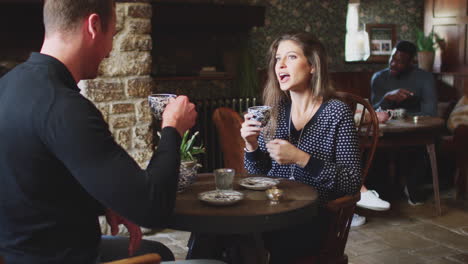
left=148, top=93, right=177, bottom=120
left=387, top=108, right=406, bottom=120
left=248, top=106, right=272, bottom=127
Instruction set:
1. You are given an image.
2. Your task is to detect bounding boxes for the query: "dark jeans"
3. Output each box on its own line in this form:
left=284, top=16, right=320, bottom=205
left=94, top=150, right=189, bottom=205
left=99, top=235, right=175, bottom=262
left=367, top=147, right=430, bottom=202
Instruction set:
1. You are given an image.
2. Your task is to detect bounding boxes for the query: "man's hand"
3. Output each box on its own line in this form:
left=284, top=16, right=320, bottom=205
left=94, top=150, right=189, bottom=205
left=162, top=96, right=197, bottom=136
left=105, top=209, right=142, bottom=256
left=384, top=89, right=413, bottom=104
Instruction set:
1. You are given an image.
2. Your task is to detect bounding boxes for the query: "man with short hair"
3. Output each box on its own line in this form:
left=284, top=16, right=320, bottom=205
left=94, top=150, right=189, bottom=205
left=367, top=40, right=437, bottom=207
left=0, top=0, right=197, bottom=263
left=371, top=40, right=437, bottom=116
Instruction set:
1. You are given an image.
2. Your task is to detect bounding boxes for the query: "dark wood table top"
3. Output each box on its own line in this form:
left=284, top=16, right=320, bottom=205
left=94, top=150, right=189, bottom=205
left=169, top=173, right=319, bottom=234
left=378, top=116, right=445, bottom=134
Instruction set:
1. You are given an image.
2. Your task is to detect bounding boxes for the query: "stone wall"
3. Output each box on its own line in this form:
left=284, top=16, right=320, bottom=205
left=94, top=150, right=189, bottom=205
left=79, top=2, right=154, bottom=168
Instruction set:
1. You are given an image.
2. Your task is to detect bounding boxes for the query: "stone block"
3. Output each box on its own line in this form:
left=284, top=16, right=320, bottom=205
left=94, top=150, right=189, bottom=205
left=127, top=77, right=154, bottom=98
left=82, top=79, right=126, bottom=102
left=99, top=52, right=152, bottom=77
left=128, top=4, right=152, bottom=18
left=115, top=128, right=132, bottom=150
left=116, top=3, right=126, bottom=33
left=136, top=99, right=152, bottom=122
left=127, top=19, right=151, bottom=34
left=120, top=35, right=152, bottom=51
left=112, top=103, right=135, bottom=114
left=134, top=125, right=152, bottom=149
left=110, top=115, right=136, bottom=129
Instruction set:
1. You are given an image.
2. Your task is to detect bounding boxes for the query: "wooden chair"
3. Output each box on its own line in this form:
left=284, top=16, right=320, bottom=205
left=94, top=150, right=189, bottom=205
left=212, top=107, right=247, bottom=174
left=103, top=253, right=161, bottom=264
left=294, top=92, right=379, bottom=264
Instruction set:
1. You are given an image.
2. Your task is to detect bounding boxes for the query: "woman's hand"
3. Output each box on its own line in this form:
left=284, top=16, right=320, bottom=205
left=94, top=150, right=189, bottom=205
left=241, top=113, right=262, bottom=151
left=266, top=139, right=310, bottom=167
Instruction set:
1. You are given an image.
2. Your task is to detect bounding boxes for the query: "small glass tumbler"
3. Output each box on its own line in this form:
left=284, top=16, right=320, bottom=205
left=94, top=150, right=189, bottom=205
left=248, top=106, right=272, bottom=127
left=214, top=168, right=235, bottom=190
left=148, top=93, right=177, bottom=120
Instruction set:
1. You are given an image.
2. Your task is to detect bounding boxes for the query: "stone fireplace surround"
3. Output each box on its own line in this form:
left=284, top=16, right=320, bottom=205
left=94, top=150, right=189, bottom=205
left=80, top=1, right=155, bottom=168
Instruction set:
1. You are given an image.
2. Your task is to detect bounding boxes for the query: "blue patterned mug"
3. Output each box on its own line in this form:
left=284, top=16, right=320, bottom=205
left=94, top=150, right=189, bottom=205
left=148, top=93, right=177, bottom=120
left=248, top=106, right=272, bottom=127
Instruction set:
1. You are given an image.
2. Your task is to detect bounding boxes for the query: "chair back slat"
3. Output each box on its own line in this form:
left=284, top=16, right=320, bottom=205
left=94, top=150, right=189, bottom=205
left=212, top=107, right=247, bottom=174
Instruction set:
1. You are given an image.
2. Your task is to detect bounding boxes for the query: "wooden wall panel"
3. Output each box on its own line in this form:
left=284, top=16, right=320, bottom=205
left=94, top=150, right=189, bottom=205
left=434, top=0, right=462, bottom=18
left=433, top=24, right=461, bottom=72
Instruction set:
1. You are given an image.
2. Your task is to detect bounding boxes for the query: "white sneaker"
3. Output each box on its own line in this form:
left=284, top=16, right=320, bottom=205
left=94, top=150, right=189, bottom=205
left=351, top=213, right=366, bottom=227
left=357, top=190, right=391, bottom=211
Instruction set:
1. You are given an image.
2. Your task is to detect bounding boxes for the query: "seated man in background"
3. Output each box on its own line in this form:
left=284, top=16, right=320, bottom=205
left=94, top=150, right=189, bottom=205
left=367, top=40, right=437, bottom=206
left=371, top=40, right=437, bottom=116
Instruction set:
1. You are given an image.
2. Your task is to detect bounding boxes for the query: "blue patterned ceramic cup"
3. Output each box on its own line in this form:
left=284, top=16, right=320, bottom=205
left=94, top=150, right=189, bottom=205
left=148, top=93, right=177, bottom=120
left=248, top=106, right=272, bottom=127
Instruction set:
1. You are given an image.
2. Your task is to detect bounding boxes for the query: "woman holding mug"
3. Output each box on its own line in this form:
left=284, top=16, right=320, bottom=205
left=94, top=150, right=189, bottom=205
left=241, top=32, right=361, bottom=263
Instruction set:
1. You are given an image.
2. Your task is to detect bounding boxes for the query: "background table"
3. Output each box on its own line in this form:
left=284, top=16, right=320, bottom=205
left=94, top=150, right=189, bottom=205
left=364, top=116, right=445, bottom=215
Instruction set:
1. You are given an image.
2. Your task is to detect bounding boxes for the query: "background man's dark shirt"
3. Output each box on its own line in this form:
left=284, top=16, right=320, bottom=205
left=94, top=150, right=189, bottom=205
left=371, top=67, right=437, bottom=116
left=0, top=53, right=181, bottom=264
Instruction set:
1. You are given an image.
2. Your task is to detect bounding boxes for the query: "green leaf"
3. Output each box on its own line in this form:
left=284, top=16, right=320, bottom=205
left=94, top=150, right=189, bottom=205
left=179, top=131, right=206, bottom=162
left=415, top=29, right=442, bottom=52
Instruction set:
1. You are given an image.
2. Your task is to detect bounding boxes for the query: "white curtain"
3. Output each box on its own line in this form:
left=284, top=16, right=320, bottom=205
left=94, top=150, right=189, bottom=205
left=345, top=3, right=370, bottom=61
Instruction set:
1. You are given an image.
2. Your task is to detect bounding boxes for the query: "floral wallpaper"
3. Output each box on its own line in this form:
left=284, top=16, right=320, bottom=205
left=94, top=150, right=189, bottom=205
left=248, top=0, right=347, bottom=71
left=245, top=0, right=424, bottom=72
left=153, top=0, right=423, bottom=72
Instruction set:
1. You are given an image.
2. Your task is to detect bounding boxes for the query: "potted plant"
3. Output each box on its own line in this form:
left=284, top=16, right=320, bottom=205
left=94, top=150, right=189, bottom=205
left=415, top=29, right=443, bottom=71
left=179, top=131, right=205, bottom=192
left=160, top=131, right=205, bottom=192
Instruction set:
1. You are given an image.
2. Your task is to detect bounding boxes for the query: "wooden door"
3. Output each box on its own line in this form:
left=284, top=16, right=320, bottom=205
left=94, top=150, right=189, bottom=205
left=424, top=0, right=468, bottom=72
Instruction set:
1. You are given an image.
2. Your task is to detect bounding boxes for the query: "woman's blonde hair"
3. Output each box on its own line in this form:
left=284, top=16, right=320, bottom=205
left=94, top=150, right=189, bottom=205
left=263, top=32, right=335, bottom=138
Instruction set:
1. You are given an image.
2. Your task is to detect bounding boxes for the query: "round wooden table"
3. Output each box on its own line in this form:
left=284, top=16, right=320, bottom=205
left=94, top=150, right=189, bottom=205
left=169, top=173, right=319, bottom=262
left=170, top=173, right=319, bottom=234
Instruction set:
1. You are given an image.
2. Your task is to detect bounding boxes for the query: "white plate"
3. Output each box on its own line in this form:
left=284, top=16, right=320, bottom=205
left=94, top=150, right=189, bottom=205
left=198, top=190, right=244, bottom=206
left=239, top=177, right=279, bottom=190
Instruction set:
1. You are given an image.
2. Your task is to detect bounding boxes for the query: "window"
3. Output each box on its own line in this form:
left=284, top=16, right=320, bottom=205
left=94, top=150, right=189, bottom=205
left=345, top=2, right=370, bottom=62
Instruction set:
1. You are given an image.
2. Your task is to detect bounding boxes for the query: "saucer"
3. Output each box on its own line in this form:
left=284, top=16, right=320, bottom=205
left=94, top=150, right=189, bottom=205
left=198, top=190, right=244, bottom=206
left=239, top=177, right=279, bottom=190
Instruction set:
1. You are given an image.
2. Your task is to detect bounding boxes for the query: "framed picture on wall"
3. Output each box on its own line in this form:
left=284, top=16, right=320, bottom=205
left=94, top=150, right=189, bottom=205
left=365, top=24, right=396, bottom=63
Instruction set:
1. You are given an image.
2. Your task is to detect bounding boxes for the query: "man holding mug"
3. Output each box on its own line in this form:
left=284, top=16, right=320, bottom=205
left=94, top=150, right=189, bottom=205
left=371, top=40, right=437, bottom=117
left=365, top=40, right=437, bottom=208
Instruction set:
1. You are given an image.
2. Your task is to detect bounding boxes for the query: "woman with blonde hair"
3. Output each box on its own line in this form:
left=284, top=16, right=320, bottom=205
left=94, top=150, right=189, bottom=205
left=241, top=32, right=361, bottom=262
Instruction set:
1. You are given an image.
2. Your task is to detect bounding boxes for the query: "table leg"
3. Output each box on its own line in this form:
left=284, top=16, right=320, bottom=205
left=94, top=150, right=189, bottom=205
left=186, top=233, right=268, bottom=264
left=186, top=233, right=223, bottom=260
left=426, top=143, right=442, bottom=216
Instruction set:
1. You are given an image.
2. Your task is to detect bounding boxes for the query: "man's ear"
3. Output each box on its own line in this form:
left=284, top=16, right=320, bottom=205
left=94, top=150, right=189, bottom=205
left=86, top=14, right=101, bottom=39
left=310, top=67, right=315, bottom=74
